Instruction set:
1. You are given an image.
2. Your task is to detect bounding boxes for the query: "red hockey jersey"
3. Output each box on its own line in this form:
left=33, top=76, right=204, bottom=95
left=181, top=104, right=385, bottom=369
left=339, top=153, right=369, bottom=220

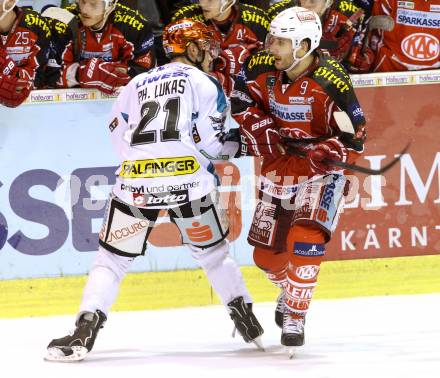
left=0, top=7, right=51, bottom=87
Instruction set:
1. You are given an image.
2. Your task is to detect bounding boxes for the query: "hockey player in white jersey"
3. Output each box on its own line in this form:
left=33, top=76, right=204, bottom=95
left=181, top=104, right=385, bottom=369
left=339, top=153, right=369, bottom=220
left=45, top=18, right=263, bottom=362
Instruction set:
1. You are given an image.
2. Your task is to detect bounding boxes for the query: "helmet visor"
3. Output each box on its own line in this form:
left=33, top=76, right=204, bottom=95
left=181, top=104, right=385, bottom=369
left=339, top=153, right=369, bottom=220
left=265, top=34, right=293, bottom=55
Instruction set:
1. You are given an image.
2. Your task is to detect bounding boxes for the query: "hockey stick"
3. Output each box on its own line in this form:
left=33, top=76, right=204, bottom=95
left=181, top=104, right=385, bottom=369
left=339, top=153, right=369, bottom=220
left=283, top=141, right=410, bottom=175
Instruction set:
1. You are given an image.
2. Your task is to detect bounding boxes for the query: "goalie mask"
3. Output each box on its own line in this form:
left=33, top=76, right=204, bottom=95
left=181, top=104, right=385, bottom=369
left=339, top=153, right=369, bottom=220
left=77, top=0, right=118, bottom=30
left=266, top=7, right=322, bottom=72
left=0, top=0, right=18, bottom=22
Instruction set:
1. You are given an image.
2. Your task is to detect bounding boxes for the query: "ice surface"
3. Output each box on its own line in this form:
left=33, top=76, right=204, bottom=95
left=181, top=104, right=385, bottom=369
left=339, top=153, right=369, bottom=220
left=1, top=294, right=439, bottom=378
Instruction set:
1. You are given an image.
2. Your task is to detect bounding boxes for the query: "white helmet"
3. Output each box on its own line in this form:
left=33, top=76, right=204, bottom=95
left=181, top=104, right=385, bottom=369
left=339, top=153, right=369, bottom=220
left=0, top=0, right=18, bottom=22
left=269, top=6, right=322, bottom=71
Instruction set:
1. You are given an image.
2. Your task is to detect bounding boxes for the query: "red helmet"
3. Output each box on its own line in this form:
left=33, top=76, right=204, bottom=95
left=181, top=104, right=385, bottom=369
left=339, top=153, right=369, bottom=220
left=162, top=18, right=219, bottom=58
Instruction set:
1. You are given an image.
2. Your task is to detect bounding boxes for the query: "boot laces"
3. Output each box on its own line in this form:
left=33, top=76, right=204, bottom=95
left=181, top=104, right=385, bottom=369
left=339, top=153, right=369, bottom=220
left=283, top=313, right=305, bottom=335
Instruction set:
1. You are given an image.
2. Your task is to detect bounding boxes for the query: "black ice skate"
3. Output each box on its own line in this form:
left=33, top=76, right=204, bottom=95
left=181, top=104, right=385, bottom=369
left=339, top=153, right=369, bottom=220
left=45, top=310, right=107, bottom=362
left=227, top=296, right=264, bottom=350
left=275, top=290, right=285, bottom=328
left=281, top=311, right=305, bottom=359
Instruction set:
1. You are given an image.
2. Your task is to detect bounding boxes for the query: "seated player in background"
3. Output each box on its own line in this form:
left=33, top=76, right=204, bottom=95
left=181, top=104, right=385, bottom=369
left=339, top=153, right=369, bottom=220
left=231, top=7, right=366, bottom=356
left=349, top=0, right=440, bottom=73
left=44, top=0, right=156, bottom=94
left=267, top=0, right=364, bottom=64
left=45, top=18, right=263, bottom=362
left=0, top=0, right=51, bottom=107
left=171, top=0, right=269, bottom=96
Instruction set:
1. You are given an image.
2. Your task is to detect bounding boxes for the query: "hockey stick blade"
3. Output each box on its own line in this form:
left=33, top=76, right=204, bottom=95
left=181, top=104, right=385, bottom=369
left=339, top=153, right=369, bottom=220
left=286, top=143, right=410, bottom=175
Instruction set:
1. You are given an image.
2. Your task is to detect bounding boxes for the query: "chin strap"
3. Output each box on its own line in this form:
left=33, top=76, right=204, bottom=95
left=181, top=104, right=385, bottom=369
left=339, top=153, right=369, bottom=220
left=219, top=0, right=236, bottom=15
left=185, top=47, right=206, bottom=72
left=0, top=0, right=18, bottom=22
left=285, top=46, right=313, bottom=72
left=88, top=2, right=117, bottom=32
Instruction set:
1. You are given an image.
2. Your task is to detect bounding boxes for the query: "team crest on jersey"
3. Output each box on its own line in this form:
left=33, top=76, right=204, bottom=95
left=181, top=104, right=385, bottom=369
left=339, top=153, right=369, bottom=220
left=401, top=33, right=440, bottom=61
left=397, top=1, right=414, bottom=10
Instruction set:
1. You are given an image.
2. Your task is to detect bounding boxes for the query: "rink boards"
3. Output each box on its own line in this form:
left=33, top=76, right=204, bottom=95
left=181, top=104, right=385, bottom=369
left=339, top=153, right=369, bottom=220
left=0, top=70, right=439, bottom=317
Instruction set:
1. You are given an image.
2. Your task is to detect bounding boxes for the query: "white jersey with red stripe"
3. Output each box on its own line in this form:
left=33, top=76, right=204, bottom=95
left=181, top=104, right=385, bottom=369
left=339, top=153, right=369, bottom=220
left=108, top=62, right=229, bottom=208
left=372, top=0, right=440, bottom=71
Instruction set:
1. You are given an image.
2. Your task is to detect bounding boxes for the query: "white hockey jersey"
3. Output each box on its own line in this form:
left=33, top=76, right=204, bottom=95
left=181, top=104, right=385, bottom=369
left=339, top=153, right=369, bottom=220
left=108, top=62, right=229, bottom=208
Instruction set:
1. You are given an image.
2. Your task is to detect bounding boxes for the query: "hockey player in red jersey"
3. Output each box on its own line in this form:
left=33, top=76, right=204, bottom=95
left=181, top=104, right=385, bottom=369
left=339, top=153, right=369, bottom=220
left=46, top=0, right=156, bottom=94
left=231, top=7, right=366, bottom=356
left=172, top=0, right=269, bottom=95
left=267, top=0, right=364, bottom=62
left=0, top=0, right=51, bottom=107
left=45, top=18, right=263, bottom=362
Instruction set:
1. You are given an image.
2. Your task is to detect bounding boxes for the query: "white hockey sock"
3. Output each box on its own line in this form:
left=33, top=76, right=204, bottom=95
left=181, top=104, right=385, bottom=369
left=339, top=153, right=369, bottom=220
left=79, top=246, right=134, bottom=317
left=189, top=240, right=253, bottom=309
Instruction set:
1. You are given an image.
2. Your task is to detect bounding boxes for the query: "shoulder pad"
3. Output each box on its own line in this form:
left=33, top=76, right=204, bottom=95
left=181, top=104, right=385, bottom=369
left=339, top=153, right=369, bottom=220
left=334, top=0, right=362, bottom=18
left=111, top=6, right=149, bottom=33
left=171, top=4, right=205, bottom=22
left=242, top=51, right=276, bottom=82
left=22, top=8, right=51, bottom=38
left=267, top=0, right=296, bottom=22
left=239, top=4, right=270, bottom=32
left=310, top=54, right=365, bottom=127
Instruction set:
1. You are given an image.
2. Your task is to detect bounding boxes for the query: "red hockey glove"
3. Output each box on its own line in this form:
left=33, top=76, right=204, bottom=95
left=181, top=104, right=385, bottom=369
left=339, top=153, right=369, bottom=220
left=215, top=45, right=252, bottom=78
left=78, top=58, right=131, bottom=94
left=307, top=138, right=348, bottom=175
left=241, top=113, right=284, bottom=159
left=0, top=48, right=17, bottom=76
left=346, top=47, right=375, bottom=73
left=0, top=74, right=32, bottom=108
left=332, top=28, right=355, bottom=60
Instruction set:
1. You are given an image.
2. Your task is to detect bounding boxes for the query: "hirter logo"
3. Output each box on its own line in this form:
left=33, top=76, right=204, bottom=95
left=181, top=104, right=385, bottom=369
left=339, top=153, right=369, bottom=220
left=401, top=33, right=439, bottom=61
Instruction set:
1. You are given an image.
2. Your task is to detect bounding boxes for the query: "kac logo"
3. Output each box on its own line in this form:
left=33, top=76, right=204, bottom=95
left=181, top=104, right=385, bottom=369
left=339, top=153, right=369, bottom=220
left=295, top=265, right=320, bottom=280
left=401, top=33, right=439, bottom=61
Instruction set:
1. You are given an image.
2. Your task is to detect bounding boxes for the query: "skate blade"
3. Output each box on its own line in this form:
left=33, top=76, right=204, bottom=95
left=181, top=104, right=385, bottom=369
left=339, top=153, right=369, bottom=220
left=45, top=346, right=88, bottom=362
left=252, top=336, right=265, bottom=352
left=286, top=346, right=297, bottom=359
